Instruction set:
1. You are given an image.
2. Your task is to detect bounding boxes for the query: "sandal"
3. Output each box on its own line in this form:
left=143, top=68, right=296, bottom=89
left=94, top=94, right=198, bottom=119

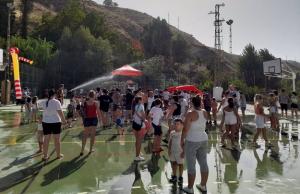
left=56, top=154, right=64, bottom=160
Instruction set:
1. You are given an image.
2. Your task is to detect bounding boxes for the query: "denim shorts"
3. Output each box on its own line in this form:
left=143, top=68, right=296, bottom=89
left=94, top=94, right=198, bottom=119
left=83, top=117, right=98, bottom=127
left=152, top=123, right=162, bottom=136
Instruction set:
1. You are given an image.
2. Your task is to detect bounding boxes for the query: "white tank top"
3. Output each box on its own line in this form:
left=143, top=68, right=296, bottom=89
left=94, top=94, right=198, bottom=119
left=186, top=110, right=208, bottom=142
left=224, top=110, right=237, bottom=125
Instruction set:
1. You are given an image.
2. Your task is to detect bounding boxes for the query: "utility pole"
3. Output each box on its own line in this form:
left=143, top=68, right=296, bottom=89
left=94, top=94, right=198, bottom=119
left=2, top=2, right=13, bottom=104
left=6, top=3, right=13, bottom=81
left=226, top=19, right=233, bottom=54
left=209, top=3, right=225, bottom=85
left=209, top=3, right=225, bottom=50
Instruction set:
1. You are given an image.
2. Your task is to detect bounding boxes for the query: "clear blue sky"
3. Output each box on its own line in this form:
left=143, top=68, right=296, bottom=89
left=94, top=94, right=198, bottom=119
left=94, top=0, right=300, bottom=61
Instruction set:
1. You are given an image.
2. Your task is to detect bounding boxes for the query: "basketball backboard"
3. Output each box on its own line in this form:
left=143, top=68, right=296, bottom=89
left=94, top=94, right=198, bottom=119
left=263, top=58, right=282, bottom=75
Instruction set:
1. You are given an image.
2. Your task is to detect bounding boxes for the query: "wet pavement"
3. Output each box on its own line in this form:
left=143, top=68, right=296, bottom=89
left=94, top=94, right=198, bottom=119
left=0, top=105, right=299, bottom=194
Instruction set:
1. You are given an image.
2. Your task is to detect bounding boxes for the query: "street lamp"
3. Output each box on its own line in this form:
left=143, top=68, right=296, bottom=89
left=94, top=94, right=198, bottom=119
left=226, top=19, right=233, bottom=54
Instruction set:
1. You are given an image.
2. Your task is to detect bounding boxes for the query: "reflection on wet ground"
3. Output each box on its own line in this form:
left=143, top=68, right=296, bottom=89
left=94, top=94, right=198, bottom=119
left=0, top=106, right=299, bottom=194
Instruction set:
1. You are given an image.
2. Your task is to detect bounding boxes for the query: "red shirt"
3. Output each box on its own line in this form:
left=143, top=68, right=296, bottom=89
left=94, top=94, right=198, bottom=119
left=85, top=101, right=97, bottom=118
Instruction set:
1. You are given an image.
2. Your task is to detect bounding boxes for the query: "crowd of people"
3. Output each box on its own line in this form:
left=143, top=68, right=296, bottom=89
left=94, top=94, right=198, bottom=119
left=16, top=83, right=300, bottom=194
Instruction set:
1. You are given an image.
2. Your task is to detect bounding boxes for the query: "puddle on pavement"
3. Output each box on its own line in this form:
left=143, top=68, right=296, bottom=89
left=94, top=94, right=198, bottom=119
left=0, top=112, right=299, bottom=194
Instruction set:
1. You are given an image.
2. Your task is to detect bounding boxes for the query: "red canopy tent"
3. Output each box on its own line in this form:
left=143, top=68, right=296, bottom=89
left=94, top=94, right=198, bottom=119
left=167, top=85, right=203, bottom=95
left=112, top=65, right=143, bottom=77
left=167, top=86, right=177, bottom=92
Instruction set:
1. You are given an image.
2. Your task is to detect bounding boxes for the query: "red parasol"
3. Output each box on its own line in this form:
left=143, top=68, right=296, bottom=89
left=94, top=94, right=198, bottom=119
left=167, top=86, right=178, bottom=93
left=168, top=85, right=203, bottom=95
left=112, top=65, right=143, bottom=77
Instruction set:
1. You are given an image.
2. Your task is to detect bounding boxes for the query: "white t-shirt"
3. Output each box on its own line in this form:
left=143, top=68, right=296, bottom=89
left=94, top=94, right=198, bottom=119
left=170, top=131, right=182, bottom=153
left=41, top=99, right=62, bottom=123
left=183, top=92, right=190, bottom=101
left=150, top=106, right=164, bottom=126
left=133, top=104, right=145, bottom=124
left=180, top=99, right=188, bottom=115
left=147, top=97, right=155, bottom=110
left=163, top=91, right=170, bottom=100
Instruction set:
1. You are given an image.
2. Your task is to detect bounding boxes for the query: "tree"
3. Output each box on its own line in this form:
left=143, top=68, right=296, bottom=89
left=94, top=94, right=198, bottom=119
left=49, top=26, right=113, bottom=88
left=11, top=36, right=55, bottom=67
left=172, top=34, right=189, bottom=63
left=103, top=0, right=112, bottom=6
left=238, top=44, right=263, bottom=87
left=141, top=17, right=172, bottom=58
left=0, top=0, right=16, bottom=38
left=83, top=12, right=106, bottom=38
left=103, top=0, right=118, bottom=7
left=34, top=0, right=86, bottom=42
left=21, top=0, right=33, bottom=38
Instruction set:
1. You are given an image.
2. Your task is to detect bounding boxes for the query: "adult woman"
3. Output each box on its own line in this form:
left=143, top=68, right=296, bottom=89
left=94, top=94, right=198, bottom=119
left=217, top=90, right=230, bottom=112
left=291, top=92, right=298, bottom=119
left=132, top=96, right=146, bottom=161
left=253, top=94, right=270, bottom=148
left=220, top=98, right=241, bottom=149
left=42, top=89, right=66, bottom=161
left=181, top=95, right=209, bottom=193
left=80, top=90, right=102, bottom=155
left=164, top=95, right=181, bottom=143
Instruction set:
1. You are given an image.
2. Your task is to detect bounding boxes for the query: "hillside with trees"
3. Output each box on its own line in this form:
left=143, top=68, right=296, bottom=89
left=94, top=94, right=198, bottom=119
left=0, top=0, right=299, bottom=97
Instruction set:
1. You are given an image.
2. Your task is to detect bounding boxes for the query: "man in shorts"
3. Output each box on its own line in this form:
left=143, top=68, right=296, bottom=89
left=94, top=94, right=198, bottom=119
left=203, top=91, right=212, bottom=125
left=124, top=89, right=134, bottom=123
left=99, top=89, right=113, bottom=128
left=279, top=89, right=289, bottom=117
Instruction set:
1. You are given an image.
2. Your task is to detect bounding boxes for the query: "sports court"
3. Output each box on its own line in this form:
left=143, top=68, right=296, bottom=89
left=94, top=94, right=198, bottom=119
left=0, top=105, right=300, bottom=194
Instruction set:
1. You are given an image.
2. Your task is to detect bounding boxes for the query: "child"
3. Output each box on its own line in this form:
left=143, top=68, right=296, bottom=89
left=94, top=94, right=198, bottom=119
left=113, top=105, right=125, bottom=135
left=240, top=92, right=247, bottom=118
left=66, top=99, right=75, bottom=128
left=291, top=92, right=299, bottom=119
left=168, top=119, right=184, bottom=186
left=149, top=99, right=164, bottom=153
left=269, top=93, right=279, bottom=130
left=70, top=97, right=77, bottom=121
left=24, top=97, right=32, bottom=124
left=75, top=98, right=81, bottom=118
left=36, top=115, right=44, bottom=153
left=253, top=94, right=271, bottom=148
left=211, top=97, right=218, bottom=125
left=31, top=96, right=38, bottom=122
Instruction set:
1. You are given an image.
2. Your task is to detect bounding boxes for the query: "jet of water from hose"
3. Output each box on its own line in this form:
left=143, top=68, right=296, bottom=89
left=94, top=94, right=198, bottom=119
left=70, top=74, right=114, bottom=91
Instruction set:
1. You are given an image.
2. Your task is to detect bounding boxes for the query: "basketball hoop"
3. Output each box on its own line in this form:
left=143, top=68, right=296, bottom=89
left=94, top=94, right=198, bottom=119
left=263, top=58, right=297, bottom=91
